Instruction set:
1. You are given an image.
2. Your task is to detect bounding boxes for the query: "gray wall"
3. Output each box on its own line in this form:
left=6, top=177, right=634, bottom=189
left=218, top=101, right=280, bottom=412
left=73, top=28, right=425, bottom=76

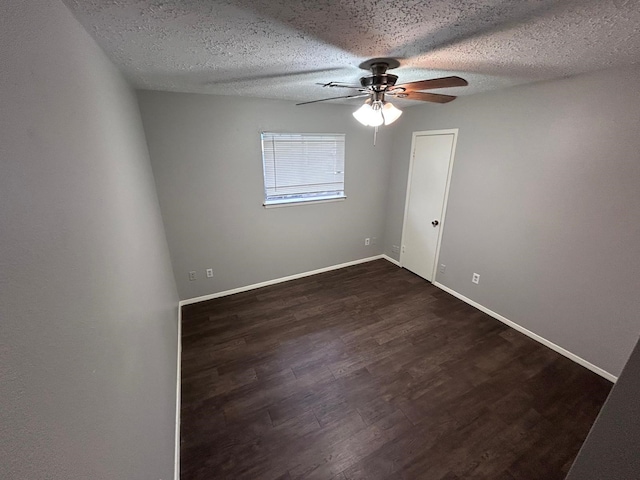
left=138, top=91, right=392, bottom=300
left=566, top=336, right=640, bottom=479
left=384, top=66, right=640, bottom=377
left=0, top=1, right=179, bottom=479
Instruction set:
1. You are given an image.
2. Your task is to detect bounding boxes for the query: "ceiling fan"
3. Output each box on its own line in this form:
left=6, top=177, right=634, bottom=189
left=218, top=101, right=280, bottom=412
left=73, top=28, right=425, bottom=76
left=297, top=58, right=468, bottom=127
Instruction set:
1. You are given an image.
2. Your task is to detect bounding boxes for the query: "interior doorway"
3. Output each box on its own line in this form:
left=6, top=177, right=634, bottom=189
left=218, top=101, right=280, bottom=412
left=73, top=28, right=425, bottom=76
left=401, top=129, right=458, bottom=282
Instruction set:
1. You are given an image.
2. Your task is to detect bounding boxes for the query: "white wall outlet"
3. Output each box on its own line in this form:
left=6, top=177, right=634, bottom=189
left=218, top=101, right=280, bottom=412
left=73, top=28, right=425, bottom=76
left=472, top=273, right=480, bottom=284
left=364, top=238, right=370, bottom=246
left=206, top=268, right=213, bottom=278
left=440, top=264, right=446, bottom=273
left=189, top=271, right=197, bottom=281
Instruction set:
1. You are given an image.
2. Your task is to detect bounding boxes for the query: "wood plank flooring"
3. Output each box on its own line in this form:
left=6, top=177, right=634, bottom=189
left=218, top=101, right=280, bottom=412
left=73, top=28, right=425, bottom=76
left=180, top=260, right=612, bottom=480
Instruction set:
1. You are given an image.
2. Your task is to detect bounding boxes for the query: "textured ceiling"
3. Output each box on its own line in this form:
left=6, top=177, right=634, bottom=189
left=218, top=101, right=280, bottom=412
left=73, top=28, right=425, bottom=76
left=63, top=0, right=640, bottom=104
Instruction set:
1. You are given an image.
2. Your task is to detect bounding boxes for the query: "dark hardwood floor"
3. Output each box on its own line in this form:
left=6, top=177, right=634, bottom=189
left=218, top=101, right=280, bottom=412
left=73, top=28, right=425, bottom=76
left=180, top=260, right=612, bottom=480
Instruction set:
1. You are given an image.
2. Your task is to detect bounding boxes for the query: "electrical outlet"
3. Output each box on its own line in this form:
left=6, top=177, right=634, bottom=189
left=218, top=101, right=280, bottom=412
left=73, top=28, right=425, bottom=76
left=365, top=238, right=370, bottom=246
left=472, top=273, right=480, bottom=284
left=391, top=245, right=400, bottom=254
left=206, top=268, right=213, bottom=278
left=189, top=271, right=197, bottom=281
left=439, top=264, right=446, bottom=273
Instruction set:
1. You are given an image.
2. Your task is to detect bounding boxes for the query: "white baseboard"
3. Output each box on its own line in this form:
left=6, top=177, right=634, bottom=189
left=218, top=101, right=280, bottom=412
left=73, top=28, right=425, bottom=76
left=179, top=255, right=388, bottom=307
left=174, top=305, right=182, bottom=480
left=382, top=254, right=401, bottom=266
left=433, top=281, right=617, bottom=383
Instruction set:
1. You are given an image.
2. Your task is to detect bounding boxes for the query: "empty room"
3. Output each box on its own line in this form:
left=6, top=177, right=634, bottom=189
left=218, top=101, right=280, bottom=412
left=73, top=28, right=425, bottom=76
left=2, top=0, right=640, bottom=479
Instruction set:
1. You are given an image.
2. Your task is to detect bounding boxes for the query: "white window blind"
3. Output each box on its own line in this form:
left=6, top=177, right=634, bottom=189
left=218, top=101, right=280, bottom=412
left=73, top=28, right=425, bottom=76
left=261, top=132, right=346, bottom=206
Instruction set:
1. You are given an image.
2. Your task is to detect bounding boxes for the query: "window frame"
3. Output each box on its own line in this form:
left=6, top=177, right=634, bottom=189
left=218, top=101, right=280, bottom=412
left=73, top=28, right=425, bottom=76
left=260, top=132, right=347, bottom=208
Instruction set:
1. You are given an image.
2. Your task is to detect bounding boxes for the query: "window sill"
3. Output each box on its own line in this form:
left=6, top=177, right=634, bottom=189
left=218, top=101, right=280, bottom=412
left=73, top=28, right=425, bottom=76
left=263, top=196, right=346, bottom=209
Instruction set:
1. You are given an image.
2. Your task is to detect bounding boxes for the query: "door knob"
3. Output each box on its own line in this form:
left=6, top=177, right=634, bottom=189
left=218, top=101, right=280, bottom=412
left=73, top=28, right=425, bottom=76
left=432, top=220, right=439, bottom=227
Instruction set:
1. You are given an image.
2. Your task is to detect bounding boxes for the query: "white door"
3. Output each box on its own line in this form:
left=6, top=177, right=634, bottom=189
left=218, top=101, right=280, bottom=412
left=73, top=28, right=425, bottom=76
left=401, top=131, right=457, bottom=282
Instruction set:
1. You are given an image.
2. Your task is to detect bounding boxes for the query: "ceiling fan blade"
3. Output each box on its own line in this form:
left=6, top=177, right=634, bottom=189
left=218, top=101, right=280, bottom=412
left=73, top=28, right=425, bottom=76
left=296, top=93, right=369, bottom=106
left=316, top=82, right=363, bottom=89
left=401, top=91, right=457, bottom=103
left=395, top=76, right=468, bottom=92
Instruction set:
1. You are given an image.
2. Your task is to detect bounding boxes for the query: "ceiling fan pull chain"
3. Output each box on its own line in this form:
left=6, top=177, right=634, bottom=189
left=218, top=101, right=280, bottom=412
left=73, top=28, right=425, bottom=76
left=373, top=126, right=378, bottom=146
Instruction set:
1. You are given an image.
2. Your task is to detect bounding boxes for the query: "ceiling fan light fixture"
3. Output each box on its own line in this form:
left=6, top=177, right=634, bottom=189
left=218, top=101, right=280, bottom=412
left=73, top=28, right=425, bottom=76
left=353, top=101, right=383, bottom=127
left=352, top=101, right=374, bottom=126
left=382, top=102, right=402, bottom=125
left=353, top=99, right=402, bottom=127
left=368, top=101, right=385, bottom=127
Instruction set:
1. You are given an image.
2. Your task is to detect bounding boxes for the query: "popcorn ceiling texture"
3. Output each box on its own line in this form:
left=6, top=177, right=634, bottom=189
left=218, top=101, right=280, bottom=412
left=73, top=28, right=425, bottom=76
left=64, top=0, right=640, bottom=103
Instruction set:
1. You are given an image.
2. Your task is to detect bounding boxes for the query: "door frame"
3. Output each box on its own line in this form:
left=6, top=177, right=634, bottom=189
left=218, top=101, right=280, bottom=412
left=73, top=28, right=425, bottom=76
left=400, top=129, right=459, bottom=282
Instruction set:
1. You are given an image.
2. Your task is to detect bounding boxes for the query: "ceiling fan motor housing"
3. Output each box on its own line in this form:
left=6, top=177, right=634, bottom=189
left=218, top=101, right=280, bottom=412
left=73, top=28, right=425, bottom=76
left=360, top=62, right=398, bottom=90
left=360, top=73, right=398, bottom=89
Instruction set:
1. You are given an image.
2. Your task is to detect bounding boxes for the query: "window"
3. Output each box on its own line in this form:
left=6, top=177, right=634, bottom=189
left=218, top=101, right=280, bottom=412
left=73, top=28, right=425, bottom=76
left=261, top=132, right=346, bottom=206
